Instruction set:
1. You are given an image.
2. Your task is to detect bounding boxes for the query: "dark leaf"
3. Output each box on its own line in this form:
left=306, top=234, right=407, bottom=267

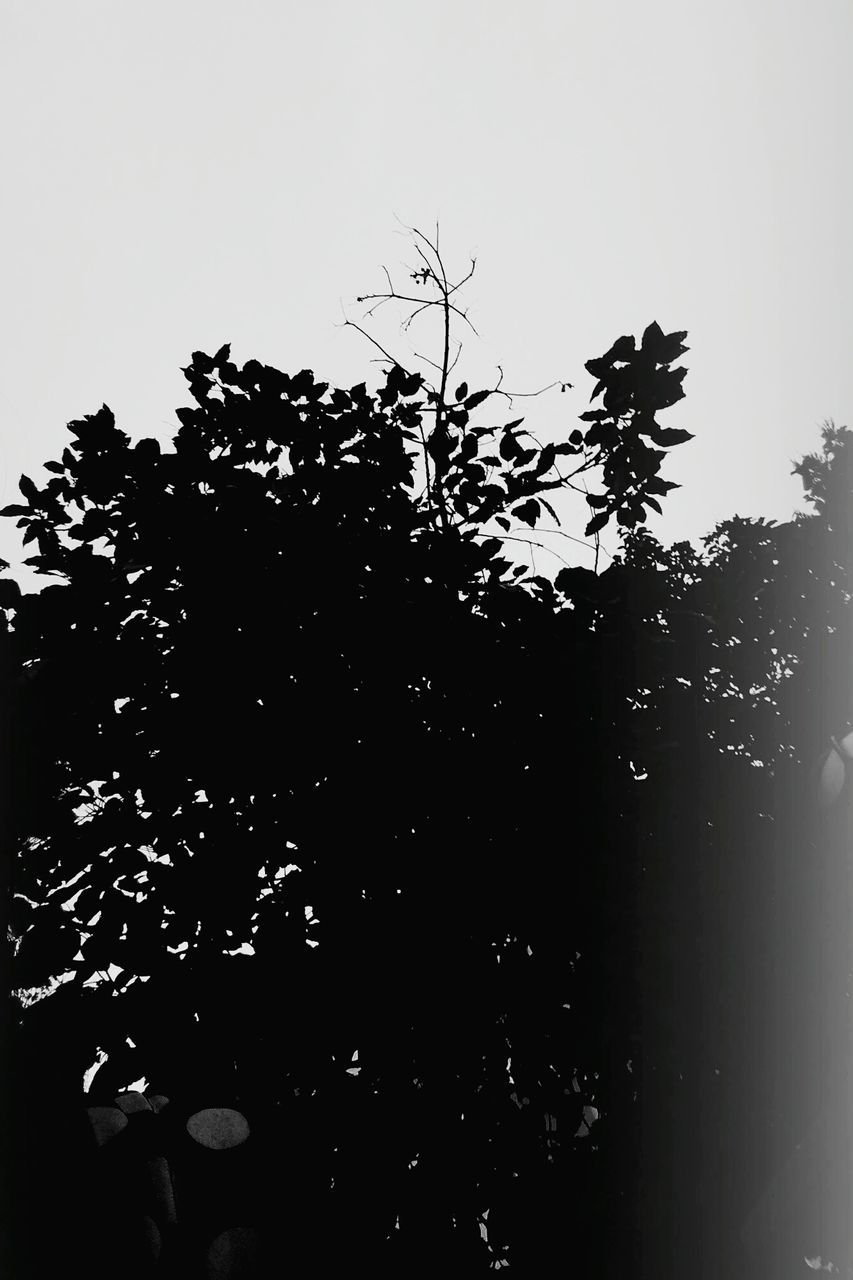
left=605, top=335, right=636, bottom=363
left=656, top=329, right=689, bottom=363
left=641, top=321, right=665, bottom=352
left=642, top=424, right=694, bottom=447
left=512, top=447, right=537, bottom=469
left=290, top=370, right=315, bottom=400
left=242, top=359, right=265, bottom=386
left=585, top=511, right=611, bottom=537
left=19, top=474, right=38, bottom=503
left=512, top=499, right=541, bottom=528
left=455, top=382, right=469, bottom=402
left=645, top=477, right=680, bottom=496
left=554, top=566, right=596, bottom=595
left=499, top=432, right=519, bottom=462
left=479, top=538, right=503, bottom=558
left=190, top=351, right=216, bottom=375
left=536, top=443, right=556, bottom=475
left=0, top=579, right=21, bottom=608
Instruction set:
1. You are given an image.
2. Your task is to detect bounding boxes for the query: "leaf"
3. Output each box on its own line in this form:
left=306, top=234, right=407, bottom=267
left=499, top=432, right=519, bottom=462
left=242, top=359, right=265, bottom=386
left=213, top=343, right=232, bottom=366
left=643, top=425, right=694, bottom=447
left=512, top=447, right=537, bottom=469
left=456, top=433, right=479, bottom=464
left=585, top=511, right=610, bottom=537
left=455, top=382, right=469, bottom=402
left=569, top=430, right=584, bottom=445
left=643, top=496, right=663, bottom=515
left=605, top=334, right=636, bottom=363
left=19, top=474, right=38, bottom=503
left=0, top=579, right=22, bottom=608
left=464, top=390, right=491, bottom=412
left=186, top=1107, right=250, bottom=1150
left=641, top=321, right=665, bottom=352
left=536, top=443, right=556, bottom=475
left=190, top=351, right=216, bottom=375
left=290, top=370, right=315, bottom=400
left=652, top=328, right=689, bottom=364
left=87, top=1106, right=129, bottom=1147
left=645, top=477, right=680, bottom=496
left=479, top=538, right=503, bottom=558
left=554, top=566, right=597, bottom=596
left=43, top=461, right=65, bottom=475
left=0, top=504, right=30, bottom=517
left=512, top=499, right=540, bottom=528
left=495, top=516, right=511, bottom=532
left=585, top=494, right=609, bottom=508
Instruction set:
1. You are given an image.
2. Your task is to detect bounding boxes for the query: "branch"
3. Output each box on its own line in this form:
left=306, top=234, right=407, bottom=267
left=493, top=365, right=573, bottom=400
left=337, top=310, right=412, bottom=375
left=478, top=532, right=575, bottom=571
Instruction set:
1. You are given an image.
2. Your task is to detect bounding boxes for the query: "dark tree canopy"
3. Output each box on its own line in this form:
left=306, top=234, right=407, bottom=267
left=3, top=236, right=851, bottom=1278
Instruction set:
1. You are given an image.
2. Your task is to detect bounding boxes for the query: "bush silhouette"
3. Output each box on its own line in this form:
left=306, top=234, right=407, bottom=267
left=3, top=232, right=851, bottom=1277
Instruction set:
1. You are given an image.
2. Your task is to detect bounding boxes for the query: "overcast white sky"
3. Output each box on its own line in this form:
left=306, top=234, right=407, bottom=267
left=2, top=0, right=851, bottom=587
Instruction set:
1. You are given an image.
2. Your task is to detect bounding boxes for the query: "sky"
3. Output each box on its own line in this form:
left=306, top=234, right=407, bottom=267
left=1, top=0, right=851, bottom=589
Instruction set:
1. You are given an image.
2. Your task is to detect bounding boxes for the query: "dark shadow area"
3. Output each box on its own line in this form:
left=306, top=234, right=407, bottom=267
left=3, top=236, right=851, bottom=1277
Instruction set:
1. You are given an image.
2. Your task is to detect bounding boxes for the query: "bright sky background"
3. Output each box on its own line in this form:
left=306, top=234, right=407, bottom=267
left=2, top=0, right=851, bottom=589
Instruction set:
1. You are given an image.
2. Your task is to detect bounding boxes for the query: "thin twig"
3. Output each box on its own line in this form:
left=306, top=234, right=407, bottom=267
left=492, top=366, right=573, bottom=400
left=471, top=531, right=575, bottom=571
left=337, top=313, right=410, bottom=374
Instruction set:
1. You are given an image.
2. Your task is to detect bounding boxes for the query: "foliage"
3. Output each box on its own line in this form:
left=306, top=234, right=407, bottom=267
left=2, top=231, right=851, bottom=1276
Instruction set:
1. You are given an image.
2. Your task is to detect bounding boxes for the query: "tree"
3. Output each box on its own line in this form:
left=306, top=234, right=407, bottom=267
left=3, top=229, right=848, bottom=1277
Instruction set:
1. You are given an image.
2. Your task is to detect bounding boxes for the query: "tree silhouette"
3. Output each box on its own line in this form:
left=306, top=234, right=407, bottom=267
left=2, top=232, right=850, bottom=1278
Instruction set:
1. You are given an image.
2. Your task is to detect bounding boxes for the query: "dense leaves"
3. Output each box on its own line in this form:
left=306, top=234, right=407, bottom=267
left=2, top=297, right=851, bottom=1274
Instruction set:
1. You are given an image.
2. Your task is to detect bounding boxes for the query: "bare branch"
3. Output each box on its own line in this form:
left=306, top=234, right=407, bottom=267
left=474, top=532, right=575, bottom=571
left=446, top=340, right=464, bottom=381
left=446, top=258, right=477, bottom=299
left=492, top=367, right=574, bottom=401
left=402, top=302, right=434, bottom=332
left=357, top=289, right=475, bottom=332
left=412, top=350, right=445, bottom=376
left=337, top=309, right=410, bottom=375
